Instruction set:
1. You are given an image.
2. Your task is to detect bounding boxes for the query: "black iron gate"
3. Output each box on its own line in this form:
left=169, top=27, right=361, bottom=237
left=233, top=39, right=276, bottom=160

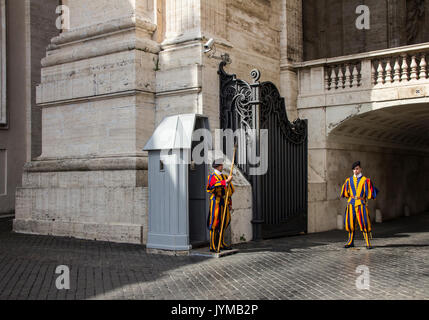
left=219, top=62, right=308, bottom=239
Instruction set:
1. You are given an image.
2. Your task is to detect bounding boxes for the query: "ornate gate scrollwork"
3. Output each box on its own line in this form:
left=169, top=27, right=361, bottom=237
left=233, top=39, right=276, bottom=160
left=219, top=62, right=308, bottom=239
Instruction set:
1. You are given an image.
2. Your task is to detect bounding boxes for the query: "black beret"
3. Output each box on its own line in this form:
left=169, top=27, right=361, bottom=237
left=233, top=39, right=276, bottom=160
left=352, top=161, right=361, bottom=170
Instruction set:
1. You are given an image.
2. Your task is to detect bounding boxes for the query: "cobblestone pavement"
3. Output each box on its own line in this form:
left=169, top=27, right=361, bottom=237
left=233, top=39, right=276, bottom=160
left=0, top=213, right=428, bottom=300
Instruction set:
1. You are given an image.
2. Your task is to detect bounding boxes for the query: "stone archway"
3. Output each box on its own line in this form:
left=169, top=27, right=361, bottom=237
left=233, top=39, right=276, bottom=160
left=326, top=102, right=429, bottom=225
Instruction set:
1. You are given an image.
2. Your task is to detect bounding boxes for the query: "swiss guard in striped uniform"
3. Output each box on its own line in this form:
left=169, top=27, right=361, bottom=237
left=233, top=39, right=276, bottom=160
left=340, top=161, right=379, bottom=249
left=206, top=158, right=234, bottom=252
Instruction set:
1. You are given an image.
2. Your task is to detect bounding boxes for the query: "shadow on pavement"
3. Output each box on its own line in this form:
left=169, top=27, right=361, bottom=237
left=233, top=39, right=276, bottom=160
left=1, top=212, right=428, bottom=299
left=0, top=217, right=211, bottom=300
left=234, top=212, right=429, bottom=253
left=373, top=244, right=429, bottom=249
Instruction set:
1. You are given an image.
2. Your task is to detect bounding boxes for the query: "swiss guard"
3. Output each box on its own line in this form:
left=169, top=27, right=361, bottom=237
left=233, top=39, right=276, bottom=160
left=206, top=158, right=234, bottom=252
left=340, top=161, right=379, bottom=249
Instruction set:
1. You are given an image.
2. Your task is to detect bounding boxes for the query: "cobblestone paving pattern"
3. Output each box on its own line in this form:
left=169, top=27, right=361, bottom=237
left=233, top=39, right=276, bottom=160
left=0, top=213, right=428, bottom=300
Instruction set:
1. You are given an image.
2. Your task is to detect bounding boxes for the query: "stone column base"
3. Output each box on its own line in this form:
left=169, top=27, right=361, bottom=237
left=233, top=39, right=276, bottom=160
left=14, top=157, right=149, bottom=244
left=13, top=219, right=144, bottom=244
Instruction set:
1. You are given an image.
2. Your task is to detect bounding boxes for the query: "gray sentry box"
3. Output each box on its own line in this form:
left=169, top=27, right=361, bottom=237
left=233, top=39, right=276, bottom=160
left=143, top=114, right=211, bottom=252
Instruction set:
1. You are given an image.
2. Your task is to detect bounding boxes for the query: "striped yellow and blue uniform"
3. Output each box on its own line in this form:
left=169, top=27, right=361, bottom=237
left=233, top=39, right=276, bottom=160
left=206, top=172, right=235, bottom=251
left=340, top=175, right=378, bottom=247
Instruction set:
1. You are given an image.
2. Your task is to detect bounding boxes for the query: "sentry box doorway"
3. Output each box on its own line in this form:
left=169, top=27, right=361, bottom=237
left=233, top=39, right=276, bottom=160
left=143, top=114, right=211, bottom=252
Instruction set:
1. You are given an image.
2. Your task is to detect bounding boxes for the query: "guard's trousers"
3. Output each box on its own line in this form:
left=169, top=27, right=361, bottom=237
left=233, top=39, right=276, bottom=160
left=345, top=229, right=372, bottom=247
left=345, top=204, right=372, bottom=247
left=208, top=198, right=231, bottom=251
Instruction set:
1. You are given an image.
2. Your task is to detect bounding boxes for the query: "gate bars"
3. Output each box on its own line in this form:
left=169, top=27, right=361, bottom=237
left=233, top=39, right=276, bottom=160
left=219, top=61, right=308, bottom=240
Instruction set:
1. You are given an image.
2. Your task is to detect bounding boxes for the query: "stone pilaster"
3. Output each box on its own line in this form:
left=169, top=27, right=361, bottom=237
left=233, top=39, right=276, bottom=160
left=387, top=0, right=407, bottom=48
left=280, top=0, right=303, bottom=121
left=155, top=0, right=230, bottom=128
left=285, top=1, right=329, bottom=233
left=14, top=0, right=159, bottom=244
left=155, top=0, right=203, bottom=125
left=155, top=0, right=252, bottom=244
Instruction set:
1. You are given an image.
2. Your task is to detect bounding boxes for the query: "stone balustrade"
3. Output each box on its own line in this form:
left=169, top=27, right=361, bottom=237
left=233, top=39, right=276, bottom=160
left=325, top=62, right=362, bottom=90
left=295, top=42, right=429, bottom=109
left=372, top=53, right=428, bottom=85
left=294, top=43, right=429, bottom=235
left=324, top=52, right=429, bottom=91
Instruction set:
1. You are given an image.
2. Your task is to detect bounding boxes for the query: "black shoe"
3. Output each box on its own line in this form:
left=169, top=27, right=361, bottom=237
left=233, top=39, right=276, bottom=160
left=210, top=249, right=217, bottom=253
left=366, top=246, right=373, bottom=250
left=221, top=246, right=232, bottom=250
left=344, top=244, right=355, bottom=248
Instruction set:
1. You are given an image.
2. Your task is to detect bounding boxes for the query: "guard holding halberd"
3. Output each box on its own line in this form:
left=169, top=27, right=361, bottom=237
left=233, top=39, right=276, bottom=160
left=206, top=158, right=235, bottom=252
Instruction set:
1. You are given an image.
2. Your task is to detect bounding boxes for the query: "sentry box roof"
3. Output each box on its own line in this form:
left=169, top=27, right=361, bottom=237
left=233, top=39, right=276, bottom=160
left=143, top=114, right=211, bottom=151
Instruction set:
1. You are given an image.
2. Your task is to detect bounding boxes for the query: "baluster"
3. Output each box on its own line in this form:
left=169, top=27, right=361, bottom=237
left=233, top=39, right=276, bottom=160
left=401, top=54, right=409, bottom=81
left=352, top=64, right=360, bottom=87
left=377, top=61, right=384, bottom=84
left=419, top=54, right=427, bottom=80
left=338, top=66, right=346, bottom=89
left=410, top=55, right=418, bottom=80
left=329, top=66, right=334, bottom=90
left=393, top=57, right=401, bottom=82
left=345, top=64, right=352, bottom=88
left=325, top=67, right=330, bottom=90
left=334, top=66, right=339, bottom=89
left=385, top=59, right=393, bottom=83
left=338, top=65, right=345, bottom=89
left=332, top=66, right=339, bottom=89
left=371, top=62, right=376, bottom=85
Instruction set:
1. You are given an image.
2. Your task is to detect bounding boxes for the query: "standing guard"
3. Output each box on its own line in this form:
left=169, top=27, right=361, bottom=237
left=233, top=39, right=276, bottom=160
left=206, top=158, right=234, bottom=252
left=340, top=161, right=379, bottom=249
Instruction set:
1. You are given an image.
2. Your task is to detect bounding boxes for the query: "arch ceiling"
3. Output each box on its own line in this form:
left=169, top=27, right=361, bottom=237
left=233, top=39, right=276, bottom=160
left=329, top=103, right=429, bottom=150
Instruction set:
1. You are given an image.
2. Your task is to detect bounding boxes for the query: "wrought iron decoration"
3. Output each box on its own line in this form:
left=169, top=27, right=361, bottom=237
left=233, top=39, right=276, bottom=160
left=259, top=81, right=307, bottom=145
left=219, top=61, right=307, bottom=152
left=219, top=61, right=308, bottom=239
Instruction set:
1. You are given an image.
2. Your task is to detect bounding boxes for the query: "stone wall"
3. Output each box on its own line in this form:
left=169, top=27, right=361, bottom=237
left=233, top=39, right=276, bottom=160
left=300, top=122, right=429, bottom=233
left=155, top=0, right=286, bottom=244
left=14, top=0, right=159, bottom=244
left=326, top=142, right=429, bottom=227
left=297, top=41, right=429, bottom=233
left=299, top=98, right=429, bottom=233
left=303, top=0, right=429, bottom=60
left=15, top=0, right=429, bottom=245
left=30, top=0, right=60, bottom=160
left=225, top=0, right=281, bottom=84
left=15, top=166, right=148, bottom=243
left=0, top=0, right=59, bottom=215
left=0, top=0, right=27, bottom=215
left=15, top=0, right=261, bottom=246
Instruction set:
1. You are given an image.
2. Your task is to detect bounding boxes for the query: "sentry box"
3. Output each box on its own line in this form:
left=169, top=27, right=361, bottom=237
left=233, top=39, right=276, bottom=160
left=143, top=114, right=212, bottom=253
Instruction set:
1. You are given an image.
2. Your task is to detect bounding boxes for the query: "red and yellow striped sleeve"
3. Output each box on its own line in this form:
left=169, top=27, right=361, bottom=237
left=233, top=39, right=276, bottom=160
left=340, top=178, right=350, bottom=198
left=365, top=178, right=377, bottom=200
left=206, top=174, right=227, bottom=194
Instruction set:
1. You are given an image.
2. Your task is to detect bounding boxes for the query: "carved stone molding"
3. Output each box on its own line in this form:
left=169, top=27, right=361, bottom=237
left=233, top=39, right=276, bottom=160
left=42, top=15, right=161, bottom=67
left=23, top=155, right=148, bottom=172
left=49, top=15, right=157, bottom=47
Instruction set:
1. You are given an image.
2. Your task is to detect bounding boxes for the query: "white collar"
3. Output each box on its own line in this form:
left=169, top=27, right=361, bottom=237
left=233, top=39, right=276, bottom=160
left=354, top=173, right=363, bottom=178
left=214, top=169, right=222, bottom=176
